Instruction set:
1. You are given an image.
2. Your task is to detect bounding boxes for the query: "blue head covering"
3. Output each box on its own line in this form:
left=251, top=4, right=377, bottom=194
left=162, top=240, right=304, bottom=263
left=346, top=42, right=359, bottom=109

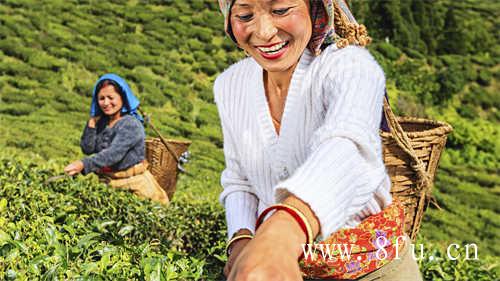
left=90, top=73, right=143, bottom=123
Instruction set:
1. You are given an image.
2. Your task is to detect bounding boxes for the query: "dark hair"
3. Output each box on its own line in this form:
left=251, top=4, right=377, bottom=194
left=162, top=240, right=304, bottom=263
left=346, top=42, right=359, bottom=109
left=96, top=79, right=124, bottom=96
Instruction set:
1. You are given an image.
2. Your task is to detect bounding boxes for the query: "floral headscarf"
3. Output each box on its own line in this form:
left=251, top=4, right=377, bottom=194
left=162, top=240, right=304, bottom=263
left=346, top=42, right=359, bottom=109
left=218, top=0, right=371, bottom=56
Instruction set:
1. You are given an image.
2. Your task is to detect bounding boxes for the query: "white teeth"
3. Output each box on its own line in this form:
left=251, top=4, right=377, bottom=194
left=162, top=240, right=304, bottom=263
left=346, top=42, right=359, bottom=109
left=257, top=41, right=288, bottom=53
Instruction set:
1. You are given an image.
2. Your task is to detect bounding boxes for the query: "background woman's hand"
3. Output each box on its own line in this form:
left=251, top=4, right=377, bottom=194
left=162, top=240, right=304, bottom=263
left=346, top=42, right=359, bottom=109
left=88, top=116, right=101, bottom=128
left=227, top=212, right=305, bottom=281
left=64, top=160, right=84, bottom=176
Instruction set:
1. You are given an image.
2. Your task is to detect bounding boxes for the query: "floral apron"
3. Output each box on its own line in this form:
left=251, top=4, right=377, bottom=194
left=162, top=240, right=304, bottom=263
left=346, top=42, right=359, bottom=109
left=300, top=202, right=405, bottom=279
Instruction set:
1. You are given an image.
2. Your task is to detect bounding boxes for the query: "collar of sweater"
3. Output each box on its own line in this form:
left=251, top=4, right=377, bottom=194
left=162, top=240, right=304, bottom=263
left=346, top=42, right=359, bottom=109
left=252, top=48, right=315, bottom=146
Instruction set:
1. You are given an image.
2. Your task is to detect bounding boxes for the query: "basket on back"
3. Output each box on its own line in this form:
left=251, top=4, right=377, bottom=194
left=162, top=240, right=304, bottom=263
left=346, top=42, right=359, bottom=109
left=381, top=99, right=452, bottom=241
left=145, top=138, right=191, bottom=200
left=139, top=108, right=191, bottom=200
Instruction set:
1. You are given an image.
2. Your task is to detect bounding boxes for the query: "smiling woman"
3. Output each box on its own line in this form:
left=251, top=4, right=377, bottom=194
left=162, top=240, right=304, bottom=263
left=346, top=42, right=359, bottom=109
left=229, top=0, right=312, bottom=73
left=215, top=0, right=422, bottom=280
left=64, top=74, right=169, bottom=205
left=96, top=81, right=124, bottom=119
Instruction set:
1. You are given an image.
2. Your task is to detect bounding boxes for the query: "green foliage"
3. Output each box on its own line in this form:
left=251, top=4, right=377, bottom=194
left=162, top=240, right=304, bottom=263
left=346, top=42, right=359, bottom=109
left=351, top=0, right=497, bottom=56
left=373, top=42, right=402, bottom=61
left=0, top=158, right=226, bottom=280
left=416, top=239, right=498, bottom=281
left=463, top=85, right=500, bottom=113
left=477, top=69, right=492, bottom=86
left=439, top=7, right=469, bottom=55
left=421, top=163, right=500, bottom=255
left=436, top=63, right=466, bottom=103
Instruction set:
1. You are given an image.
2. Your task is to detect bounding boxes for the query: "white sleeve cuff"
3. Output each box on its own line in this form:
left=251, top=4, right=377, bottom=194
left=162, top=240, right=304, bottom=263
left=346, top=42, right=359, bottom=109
left=224, top=191, right=258, bottom=239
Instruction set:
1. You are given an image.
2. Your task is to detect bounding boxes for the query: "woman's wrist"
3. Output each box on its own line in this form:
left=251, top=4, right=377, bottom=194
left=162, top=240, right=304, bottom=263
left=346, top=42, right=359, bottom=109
left=232, top=228, right=253, bottom=237
left=227, top=228, right=254, bottom=255
left=227, top=237, right=250, bottom=256
left=282, top=195, right=321, bottom=238
left=255, top=211, right=307, bottom=257
left=253, top=195, right=321, bottom=258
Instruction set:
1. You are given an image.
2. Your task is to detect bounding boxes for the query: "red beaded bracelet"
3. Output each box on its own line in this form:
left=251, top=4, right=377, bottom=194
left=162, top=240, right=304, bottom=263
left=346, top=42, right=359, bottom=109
left=255, top=204, right=314, bottom=247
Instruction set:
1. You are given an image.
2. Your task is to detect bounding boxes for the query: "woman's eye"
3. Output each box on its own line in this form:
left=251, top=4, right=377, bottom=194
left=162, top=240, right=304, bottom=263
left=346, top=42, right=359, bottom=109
left=236, top=14, right=253, bottom=21
left=273, top=7, right=290, bottom=15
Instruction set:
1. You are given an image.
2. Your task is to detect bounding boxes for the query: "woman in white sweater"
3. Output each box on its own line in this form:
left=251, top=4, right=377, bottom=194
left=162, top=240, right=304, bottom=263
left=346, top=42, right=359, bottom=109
left=215, top=0, right=422, bottom=280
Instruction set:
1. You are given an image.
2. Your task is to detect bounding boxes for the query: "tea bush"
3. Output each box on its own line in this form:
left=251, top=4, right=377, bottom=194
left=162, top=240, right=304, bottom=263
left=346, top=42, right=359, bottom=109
left=0, top=158, right=227, bottom=280
left=1, top=158, right=498, bottom=280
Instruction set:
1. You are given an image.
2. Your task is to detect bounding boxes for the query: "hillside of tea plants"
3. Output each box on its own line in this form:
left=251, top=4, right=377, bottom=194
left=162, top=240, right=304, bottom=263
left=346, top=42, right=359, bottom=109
left=0, top=0, right=498, bottom=280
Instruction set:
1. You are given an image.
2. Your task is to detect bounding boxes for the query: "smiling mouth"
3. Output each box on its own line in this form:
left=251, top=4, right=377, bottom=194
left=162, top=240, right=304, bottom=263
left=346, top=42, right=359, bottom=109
left=256, top=41, right=289, bottom=54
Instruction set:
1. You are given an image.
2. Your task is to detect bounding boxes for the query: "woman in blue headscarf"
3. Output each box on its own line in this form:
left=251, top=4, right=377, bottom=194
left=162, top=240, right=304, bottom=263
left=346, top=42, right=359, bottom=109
left=64, top=74, right=169, bottom=205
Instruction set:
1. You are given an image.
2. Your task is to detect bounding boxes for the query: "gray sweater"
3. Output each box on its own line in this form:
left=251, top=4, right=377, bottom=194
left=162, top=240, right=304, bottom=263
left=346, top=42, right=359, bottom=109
left=80, top=114, right=145, bottom=175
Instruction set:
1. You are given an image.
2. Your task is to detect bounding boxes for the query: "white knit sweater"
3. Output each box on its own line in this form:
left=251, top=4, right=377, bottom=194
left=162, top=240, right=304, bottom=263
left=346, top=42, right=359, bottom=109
left=214, top=45, right=393, bottom=239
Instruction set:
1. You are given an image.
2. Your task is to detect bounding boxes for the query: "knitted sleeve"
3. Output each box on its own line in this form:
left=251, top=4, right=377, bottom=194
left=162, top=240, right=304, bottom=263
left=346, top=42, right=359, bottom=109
left=274, top=47, right=390, bottom=238
left=214, top=75, right=259, bottom=239
left=82, top=117, right=144, bottom=175
left=80, top=122, right=97, bottom=155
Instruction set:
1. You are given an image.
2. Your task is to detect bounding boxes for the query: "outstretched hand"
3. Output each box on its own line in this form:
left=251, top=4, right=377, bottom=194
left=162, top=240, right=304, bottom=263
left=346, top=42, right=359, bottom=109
left=64, top=160, right=84, bottom=176
left=227, top=196, right=320, bottom=281
left=227, top=212, right=305, bottom=281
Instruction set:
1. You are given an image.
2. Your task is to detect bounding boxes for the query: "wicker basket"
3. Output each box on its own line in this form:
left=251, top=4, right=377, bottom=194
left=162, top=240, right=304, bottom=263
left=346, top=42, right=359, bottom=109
left=381, top=99, right=452, bottom=240
left=139, top=108, right=191, bottom=200
left=145, top=138, right=191, bottom=200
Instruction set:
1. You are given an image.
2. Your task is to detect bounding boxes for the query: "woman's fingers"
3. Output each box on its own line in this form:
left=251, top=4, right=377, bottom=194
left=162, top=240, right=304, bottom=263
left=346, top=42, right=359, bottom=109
left=227, top=211, right=310, bottom=281
left=64, top=165, right=77, bottom=176
left=227, top=235, right=302, bottom=281
left=64, top=164, right=73, bottom=174
left=64, top=161, right=84, bottom=176
left=88, top=116, right=101, bottom=128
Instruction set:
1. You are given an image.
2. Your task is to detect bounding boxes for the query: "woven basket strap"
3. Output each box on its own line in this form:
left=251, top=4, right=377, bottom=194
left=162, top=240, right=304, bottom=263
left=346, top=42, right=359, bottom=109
left=138, top=108, right=180, bottom=163
left=383, top=97, right=431, bottom=190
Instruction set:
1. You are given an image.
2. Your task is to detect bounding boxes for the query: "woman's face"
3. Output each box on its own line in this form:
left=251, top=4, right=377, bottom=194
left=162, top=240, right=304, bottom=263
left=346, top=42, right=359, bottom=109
left=97, top=85, right=123, bottom=117
left=230, top=0, right=312, bottom=73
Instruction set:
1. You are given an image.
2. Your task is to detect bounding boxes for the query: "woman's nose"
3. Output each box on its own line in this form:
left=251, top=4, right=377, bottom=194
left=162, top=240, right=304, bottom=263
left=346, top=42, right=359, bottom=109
left=255, top=14, right=278, bottom=41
